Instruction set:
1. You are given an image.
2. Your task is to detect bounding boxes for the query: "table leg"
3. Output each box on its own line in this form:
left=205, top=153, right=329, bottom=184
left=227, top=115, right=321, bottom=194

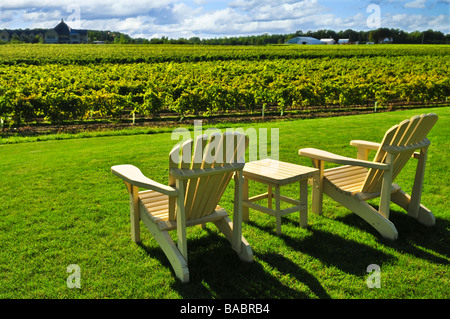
left=275, top=185, right=281, bottom=234
left=300, top=179, right=308, bottom=228
left=243, top=177, right=249, bottom=222
left=267, top=185, right=273, bottom=209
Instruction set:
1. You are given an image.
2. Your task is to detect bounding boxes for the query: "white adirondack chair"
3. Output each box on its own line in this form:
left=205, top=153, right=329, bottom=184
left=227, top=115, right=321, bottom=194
left=111, top=132, right=253, bottom=283
left=299, top=113, right=438, bottom=240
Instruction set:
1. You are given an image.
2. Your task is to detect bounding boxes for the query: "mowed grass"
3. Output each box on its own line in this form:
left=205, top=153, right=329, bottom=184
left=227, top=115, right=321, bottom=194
left=0, top=107, right=448, bottom=299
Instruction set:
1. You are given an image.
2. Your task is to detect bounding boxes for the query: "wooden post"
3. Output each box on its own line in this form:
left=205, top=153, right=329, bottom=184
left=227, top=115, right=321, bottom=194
left=357, top=148, right=371, bottom=161
left=379, top=152, right=394, bottom=219
left=267, top=185, right=273, bottom=209
left=312, top=160, right=324, bottom=215
left=409, top=148, right=427, bottom=218
left=128, top=183, right=140, bottom=243
left=275, top=186, right=281, bottom=234
left=168, top=145, right=180, bottom=221
left=300, top=179, right=308, bottom=227
left=176, top=179, right=187, bottom=261
left=233, top=171, right=243, bottom=254
left=242, top=177, right=249, bottom=222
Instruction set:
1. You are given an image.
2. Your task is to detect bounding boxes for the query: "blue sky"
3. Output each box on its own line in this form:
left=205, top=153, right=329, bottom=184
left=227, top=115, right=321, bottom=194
left=0, top=0, right=448, bottom=39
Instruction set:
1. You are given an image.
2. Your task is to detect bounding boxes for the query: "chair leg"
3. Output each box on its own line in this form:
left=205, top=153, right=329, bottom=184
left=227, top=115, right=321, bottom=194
left=409, top=148, right=428, bottom=218
left=214, top=217, right=253, bottom=262
left=128, top=184, right=141, bottom=243
left=140, top=210, right=189, bottom=283
left=391, top=189, right=435, bottom=226
left=156, top=230, right=190, bottom=283
left=311, top=160, right=324, bottom=215
left=242, top=178, right=249, bottom=222
left=324, top=182, right=398, bottom=240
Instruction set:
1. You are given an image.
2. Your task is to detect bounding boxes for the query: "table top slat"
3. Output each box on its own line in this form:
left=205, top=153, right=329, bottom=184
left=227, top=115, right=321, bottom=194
left=243, top=159, right=318, bottom=185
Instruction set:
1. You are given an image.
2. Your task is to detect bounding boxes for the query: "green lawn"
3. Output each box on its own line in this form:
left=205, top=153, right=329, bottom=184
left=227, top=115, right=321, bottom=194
left=0, top=107, right=448, bottom=299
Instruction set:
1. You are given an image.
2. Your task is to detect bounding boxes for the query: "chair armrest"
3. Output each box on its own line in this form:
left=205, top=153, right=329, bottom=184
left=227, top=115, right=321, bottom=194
left=298, top=148, right=390, bottom=170
left=350, top=140, right=381, bottom=151
left=111, top=165, right=178, bottom=196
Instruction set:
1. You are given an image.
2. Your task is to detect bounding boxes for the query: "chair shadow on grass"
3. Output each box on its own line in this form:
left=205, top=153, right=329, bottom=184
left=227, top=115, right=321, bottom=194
left=137, top=212, right=397, bottom=298
left=250, top=219, right=395, bottom=276
left=136, top=202, right=449, bottom=298
left=137, top=227, right=330, bottom=299
left=334, top=206, right=450, bottom=264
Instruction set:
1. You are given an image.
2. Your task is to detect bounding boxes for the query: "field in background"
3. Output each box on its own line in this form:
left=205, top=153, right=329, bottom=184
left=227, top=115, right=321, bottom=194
left=0, top=44, right=448, bottom=128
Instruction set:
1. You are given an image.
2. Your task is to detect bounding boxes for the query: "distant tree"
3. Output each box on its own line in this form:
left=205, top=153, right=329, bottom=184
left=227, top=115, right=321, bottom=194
left=422, top=29, right=445, bottom=44
left=408, top=31, right=423, bottom=44
left=337, top=29, right=359, bottom=42
left=33, top=34, right=44, bottom=44
left=117, top=34, right=128, bottom=44
left=149, top=38, right=164, bottom=44
left=87, top=27, right=448, bottom=45
left=189, top=37, right=201, bottom=44
left=390, top=29, right=408, bottom=43
left=11, top=34, right=23, bottom=44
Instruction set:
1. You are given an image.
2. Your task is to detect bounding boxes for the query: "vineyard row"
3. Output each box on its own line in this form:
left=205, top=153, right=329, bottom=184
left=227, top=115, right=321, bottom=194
left=0, top=54, right=449, bottom=125
left=1, top=44, right=449, bottom=66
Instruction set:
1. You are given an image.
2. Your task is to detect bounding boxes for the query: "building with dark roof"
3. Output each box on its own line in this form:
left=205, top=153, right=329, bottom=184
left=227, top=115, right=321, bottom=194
left=0, top=19, right=88, bottom=44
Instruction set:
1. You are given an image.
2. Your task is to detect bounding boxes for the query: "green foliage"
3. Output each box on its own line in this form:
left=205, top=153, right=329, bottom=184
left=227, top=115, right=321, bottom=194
left=0, top=44, right=448, bottom=125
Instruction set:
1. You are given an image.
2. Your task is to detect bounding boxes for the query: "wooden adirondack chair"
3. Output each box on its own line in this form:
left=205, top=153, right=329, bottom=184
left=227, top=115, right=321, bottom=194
left=298, top=113, right=438, bottom=240
left=111, top=131, right=253, bottom=283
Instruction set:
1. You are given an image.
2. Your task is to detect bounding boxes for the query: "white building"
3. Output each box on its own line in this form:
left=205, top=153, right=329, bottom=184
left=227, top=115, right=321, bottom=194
left=380, top=37, right=393, bottom=43
left=286, top=36, right=323, bottom=45
left=320, top=38, right=336, bottom=45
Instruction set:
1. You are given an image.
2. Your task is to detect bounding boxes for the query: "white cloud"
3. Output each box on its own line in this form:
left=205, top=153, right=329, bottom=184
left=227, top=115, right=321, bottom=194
left=22, top=10, right=61, bottom=23
left=0, top=1, right=178, bottom=21
left=404, top=0, right=427, bottom=9
left=251, top=1, right=324, bottom=21
left=383, top=13, right=449, bottom=32
left=0, top=10, right=16, bottom=23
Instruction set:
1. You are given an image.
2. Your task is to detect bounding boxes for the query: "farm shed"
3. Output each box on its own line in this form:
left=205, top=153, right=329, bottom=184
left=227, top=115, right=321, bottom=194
left=286, top=36, right=323, bottom=45
left=320, top=38, right=336, bottom=45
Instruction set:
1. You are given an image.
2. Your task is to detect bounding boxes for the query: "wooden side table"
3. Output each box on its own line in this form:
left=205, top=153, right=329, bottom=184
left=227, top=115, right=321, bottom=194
left=242, top=159, right=319, bottom=234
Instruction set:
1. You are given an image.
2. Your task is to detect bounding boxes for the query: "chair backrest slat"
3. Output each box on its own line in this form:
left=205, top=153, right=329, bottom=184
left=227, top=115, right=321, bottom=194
left=198, top=132, right=236, bottom=218
left=168, top=143, right=181, bottom=220
left=390, top=114, right=436, bottom=181
left=188, top=132, right=222, bottom=219
left=361, top=113, right=437, bottom=194
left=169, top=132, right=248, bottom=221
left=362, top=124, right=398, bottom=192
left=183, top=134, right=208, bottom=219
left=364, top=117, right=418, bottom=192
